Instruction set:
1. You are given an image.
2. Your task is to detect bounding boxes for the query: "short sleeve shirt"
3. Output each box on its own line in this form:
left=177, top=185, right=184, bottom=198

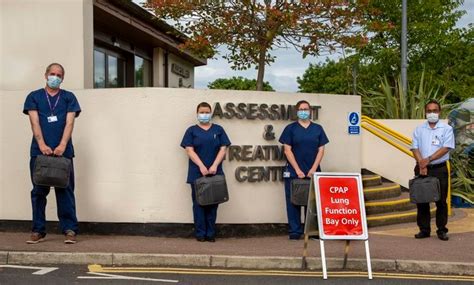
left=279, top=122, right=329, bottom=178
left=180, top=124, right=231, bottom=183
left=411, top=121, right=455, bottom=164
left=23, top=88, right=81, bottom=158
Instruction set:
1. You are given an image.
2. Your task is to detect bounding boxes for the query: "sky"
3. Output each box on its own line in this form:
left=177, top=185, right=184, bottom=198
left=193, top=2, right=474, bottom=92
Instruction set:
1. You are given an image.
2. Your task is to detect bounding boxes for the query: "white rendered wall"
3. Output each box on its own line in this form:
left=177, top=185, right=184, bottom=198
left=0, top=88, right=361, bottom=223
left=361, top=119, right=430, bottom=188
left=0, top=0, right=93, bottom=90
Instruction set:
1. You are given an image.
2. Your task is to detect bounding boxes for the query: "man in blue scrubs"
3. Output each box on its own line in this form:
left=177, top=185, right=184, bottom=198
left=23, top=63, right=81, bottom=244
left=181, top=102, right=231, bottom=242
left=411, top=100, right=454, bottom=241
left=279, top=100, right=329, bottom=240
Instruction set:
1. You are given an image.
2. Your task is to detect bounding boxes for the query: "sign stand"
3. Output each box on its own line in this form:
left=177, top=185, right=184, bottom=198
left=342, top=240, right=351, bottom=269
left=319, top=240, right=328, bottom=279
left=302, top=178, right=318, bottom=269
left=301, top=234, right=309, bottom=269
left=313, top=173, right=373, bottom=280
left=319, top=239, right=372, bottom=280
left=365, top=240, right=373, bottom=279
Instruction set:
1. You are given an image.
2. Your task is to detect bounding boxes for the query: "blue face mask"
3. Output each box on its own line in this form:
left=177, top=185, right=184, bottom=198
left=297, top=110, right=310, bottom=120
left=197, top=113, right=212, bottom=123
left=47, top=75, right=62, bottom=89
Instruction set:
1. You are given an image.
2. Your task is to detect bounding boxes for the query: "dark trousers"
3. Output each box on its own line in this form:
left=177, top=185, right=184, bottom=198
left=284, top=178, right=306, bottom=238
left=190, top=184, right=218, bottom=239
left=414, top=163, right=449, bottom=235
left=30, top=157, right=78, bottom=235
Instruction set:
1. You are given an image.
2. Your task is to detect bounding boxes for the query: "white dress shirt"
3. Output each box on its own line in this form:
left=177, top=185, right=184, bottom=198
left=411, top=121, right=455, bottom=165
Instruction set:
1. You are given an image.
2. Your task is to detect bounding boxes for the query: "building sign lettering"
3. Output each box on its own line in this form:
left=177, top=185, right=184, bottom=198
left=216, top=102, right=322, bottom=183
left=213, top=102, right=320, bottom=121
left=171, top=63, right=190, bottom=78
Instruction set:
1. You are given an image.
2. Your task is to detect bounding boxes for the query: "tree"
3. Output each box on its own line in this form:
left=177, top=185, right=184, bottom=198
left=425, top=27, right=474, bottom=103
left=358, top=0, right=469, bottom=103
left=298, top=0, right=473, bottom=103
left=358, top=0, right=465, bottom=70
left=297, top=59, right=351, bottom=94
left=208, top=76, right=274, bottom=91
left=297, top=55, right=387, bottom=95
left=145, top=0, right=372, bottom=91
left=360, top=70, right=450, bottom=119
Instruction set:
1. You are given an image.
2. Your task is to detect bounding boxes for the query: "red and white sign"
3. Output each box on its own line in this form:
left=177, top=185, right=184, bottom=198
left=314, top=173, right=368, bottom=240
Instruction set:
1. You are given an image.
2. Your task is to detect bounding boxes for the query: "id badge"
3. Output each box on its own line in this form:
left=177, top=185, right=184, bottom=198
left=47, top=115, right=58, bottom=123
left=432, top=136, right=441, bottom=146
left=283, top=171, right=291, bottom=178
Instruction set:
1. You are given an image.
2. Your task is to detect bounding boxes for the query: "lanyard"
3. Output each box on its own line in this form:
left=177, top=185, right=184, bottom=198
left=45, top=89, right=61, bottom=115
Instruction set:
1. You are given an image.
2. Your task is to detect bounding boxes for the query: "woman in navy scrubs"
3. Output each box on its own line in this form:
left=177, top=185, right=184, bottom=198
left=279, top=100, right=329, bottom=240
left=181, top=102, right=231, bottom=242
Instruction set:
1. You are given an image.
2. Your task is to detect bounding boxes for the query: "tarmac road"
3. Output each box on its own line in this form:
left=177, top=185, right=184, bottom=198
left=1, top=264, right=473, bottom=285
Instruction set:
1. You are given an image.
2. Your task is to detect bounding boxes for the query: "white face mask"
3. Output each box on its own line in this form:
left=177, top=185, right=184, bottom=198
left=197, top=113, right=211, bottom=123
left=426, top=112, right=439, bottom=123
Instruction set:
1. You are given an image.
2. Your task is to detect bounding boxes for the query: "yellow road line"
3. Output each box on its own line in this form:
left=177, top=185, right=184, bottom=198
left=373, top=275, right=474, bottom=282
left=366, top=198, right=410, bottom=207
left=90, top=265, right=362, bottom=275
left=88, top=265, right=474, bottom=282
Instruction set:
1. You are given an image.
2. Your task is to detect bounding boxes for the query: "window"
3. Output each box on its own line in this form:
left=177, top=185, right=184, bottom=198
left=94, top=50, right=106, bottom=88
left=134, top=55, right=152, bottom=87
left=93, top=48, right=126, bottom=88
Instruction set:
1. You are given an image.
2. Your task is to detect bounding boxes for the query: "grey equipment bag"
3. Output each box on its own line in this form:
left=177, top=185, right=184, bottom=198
left=33, top=155, right=72, bottom=188
left=291, top=178, right=311, bottom=206
left=409, top=176, right=441, bottom=204
left=194, top=175, right=229, bottom=206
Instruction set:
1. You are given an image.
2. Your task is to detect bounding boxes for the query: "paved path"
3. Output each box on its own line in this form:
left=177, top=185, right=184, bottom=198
left=1, top=209, right=472, bottom=275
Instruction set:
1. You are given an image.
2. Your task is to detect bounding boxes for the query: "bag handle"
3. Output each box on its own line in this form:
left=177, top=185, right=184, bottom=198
left=415, top=174, right=429, bottom=179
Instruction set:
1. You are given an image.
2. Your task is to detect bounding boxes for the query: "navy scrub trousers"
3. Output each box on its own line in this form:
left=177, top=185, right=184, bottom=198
left=190, top=184, right=218, bottom=239
left=284, top=179, right=307, bottom=239
left=30, top=156, right=78, bottom=235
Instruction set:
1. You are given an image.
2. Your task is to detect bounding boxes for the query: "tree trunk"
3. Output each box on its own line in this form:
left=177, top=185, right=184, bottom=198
left=256, top=48, right=266, bottom=91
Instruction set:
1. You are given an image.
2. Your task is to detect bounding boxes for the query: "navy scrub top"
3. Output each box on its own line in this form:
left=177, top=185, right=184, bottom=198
left=180, top=124, right=231, bottom=184
left=279, top=121, right=329, bottom=178
left=23, top=88, right=81, bottom=158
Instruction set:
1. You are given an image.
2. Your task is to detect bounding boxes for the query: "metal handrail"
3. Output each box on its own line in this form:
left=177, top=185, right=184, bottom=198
left=362, top=116, right=411, bottom=145
left=361, top=116, right=452, bottom=216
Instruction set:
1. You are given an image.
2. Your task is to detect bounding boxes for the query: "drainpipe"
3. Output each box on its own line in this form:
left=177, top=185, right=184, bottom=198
left=164, top=50, right=169, bottom=88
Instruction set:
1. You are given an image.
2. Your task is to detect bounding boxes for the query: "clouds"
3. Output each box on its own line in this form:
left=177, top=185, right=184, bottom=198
left=195, top=47, right=333, bottom=92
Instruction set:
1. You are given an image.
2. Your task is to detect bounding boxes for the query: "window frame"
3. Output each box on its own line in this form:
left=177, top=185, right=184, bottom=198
left=93, top=46, right=127, bottom=88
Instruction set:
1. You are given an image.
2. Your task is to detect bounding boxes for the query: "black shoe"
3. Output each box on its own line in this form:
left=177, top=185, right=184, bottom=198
left=289, top=235, right=300, bottom=241
left=196, top=237, right=206, bottom=242
left=205, top=237, right=216, bottom=242
left=414, top=232, right=430, bottom=239
left=437, top=232, right=449, bottom=241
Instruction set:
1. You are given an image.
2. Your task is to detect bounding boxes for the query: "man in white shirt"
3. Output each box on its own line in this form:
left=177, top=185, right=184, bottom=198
left=411, top=100, right=455, bottom=241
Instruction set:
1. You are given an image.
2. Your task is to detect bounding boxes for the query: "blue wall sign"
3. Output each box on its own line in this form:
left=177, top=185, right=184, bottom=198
left=348, top=112, right=360, bottom=135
